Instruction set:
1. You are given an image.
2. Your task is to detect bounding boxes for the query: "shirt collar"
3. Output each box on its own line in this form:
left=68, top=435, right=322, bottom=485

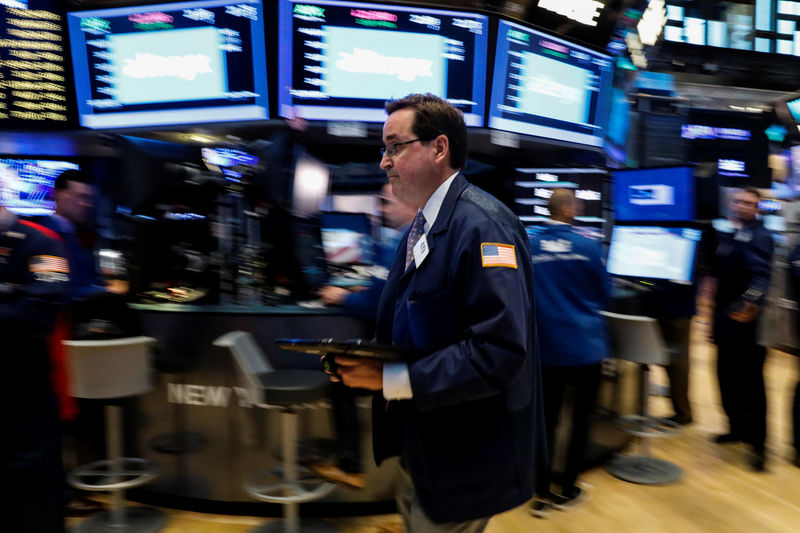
left=420, top=171, right=459, bottom=233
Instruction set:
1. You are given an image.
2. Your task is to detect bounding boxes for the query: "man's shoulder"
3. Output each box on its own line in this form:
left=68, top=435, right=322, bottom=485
left=457, top=185, right=521, bottom=231
left=16, top=218, right=62, bottom=243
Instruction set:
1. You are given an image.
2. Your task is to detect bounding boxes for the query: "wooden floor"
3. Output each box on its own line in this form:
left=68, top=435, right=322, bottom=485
left=69, top=320, right=800, bottom=532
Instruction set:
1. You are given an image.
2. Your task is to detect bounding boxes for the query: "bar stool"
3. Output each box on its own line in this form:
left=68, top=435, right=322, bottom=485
left=63, top=336, right=166, bottom=533
left=214, top=331, right=337, bottom=533
left=600, top=311, right=682, bottom=485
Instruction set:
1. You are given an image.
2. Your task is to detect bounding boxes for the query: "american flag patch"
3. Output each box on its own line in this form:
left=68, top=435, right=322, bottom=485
left=29, top=255, right=69, bottom=274
left=481, top=243, right=517, bottom=269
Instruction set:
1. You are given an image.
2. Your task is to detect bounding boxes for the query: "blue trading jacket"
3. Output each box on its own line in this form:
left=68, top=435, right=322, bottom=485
left=528, top=223, right=610, bottom=366
left=712, top=219, right=773, bottom=339
left=0, top=215, right=69, bottom=425
left=373, top=174, right=545, bottom=523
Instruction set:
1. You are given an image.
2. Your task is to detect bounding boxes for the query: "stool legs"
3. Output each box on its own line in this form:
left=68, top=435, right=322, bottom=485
left=245, top=409, right=337, bottom=533
left=70, top=405, right=165, bottom=533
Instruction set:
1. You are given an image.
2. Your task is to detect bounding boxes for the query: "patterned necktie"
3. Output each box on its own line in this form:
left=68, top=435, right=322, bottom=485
left=405, top=211, right=427, bottom=270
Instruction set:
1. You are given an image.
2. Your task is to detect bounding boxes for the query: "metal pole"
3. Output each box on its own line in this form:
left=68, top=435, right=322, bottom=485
left=283, top=410, right=299, bottom=533
left=106, top=404, right=126, bottom=528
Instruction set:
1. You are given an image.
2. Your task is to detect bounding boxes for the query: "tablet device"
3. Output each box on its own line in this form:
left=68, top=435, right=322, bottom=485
left=275, top=338, right=411, bottom=361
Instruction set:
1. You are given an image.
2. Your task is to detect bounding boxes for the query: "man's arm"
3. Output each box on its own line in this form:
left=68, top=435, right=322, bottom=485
left=730, top=229, right=774, bottom=323
left=406, top=220, right=532, bottom=412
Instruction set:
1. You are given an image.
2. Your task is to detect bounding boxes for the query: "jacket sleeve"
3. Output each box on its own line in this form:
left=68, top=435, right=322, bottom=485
left=0, top=231, right=69, bottom=337
left=741, top=228, right=774, bottom=306
left=408, top=218, right=533, bottom=412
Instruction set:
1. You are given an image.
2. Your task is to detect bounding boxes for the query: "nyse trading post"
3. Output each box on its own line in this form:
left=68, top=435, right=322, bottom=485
left=278, top=0, right=488, bottom=124
left=67, top=0, right=269, bottom=129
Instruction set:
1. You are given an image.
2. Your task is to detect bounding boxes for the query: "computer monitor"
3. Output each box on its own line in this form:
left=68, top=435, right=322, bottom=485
left=606, top=226, right=701, bottom=282
left=0, top=159, right=80, bottom=216
left=488, top=19, right=614, bottom=147
left=67, top=0, right=269, bottom=129
left=613, top=166, right=695, bottom=221
left=514, top=168, right=605, bottom=224
left=277, top=0, right=488, bottom=125
left=320, top=212, right=374, bottom=265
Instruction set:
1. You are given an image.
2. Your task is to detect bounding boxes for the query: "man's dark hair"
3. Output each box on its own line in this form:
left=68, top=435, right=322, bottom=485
left=55, top=169, right=92, bottom=191
left=385, top=93, right=468, bottom=170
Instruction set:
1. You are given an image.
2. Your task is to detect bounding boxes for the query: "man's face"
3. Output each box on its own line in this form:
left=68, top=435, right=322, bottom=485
left=379, top=108, right=431, bottom=208
left=731, top=190, right=759, bottom=222
left=56, top=181, right=94, bottom=225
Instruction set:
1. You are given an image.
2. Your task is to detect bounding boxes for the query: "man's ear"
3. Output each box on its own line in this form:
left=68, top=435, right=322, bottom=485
left=432, top=134, right=449, bottom=164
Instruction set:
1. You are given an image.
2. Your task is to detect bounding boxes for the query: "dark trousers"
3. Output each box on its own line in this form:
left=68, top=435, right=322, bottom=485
left=536, top=363, right=602, bottom=496
left=659, top=317, right=692, bottom=420
left=1, top=425, right=65, bottom=533
left=716, top=328, right=767, bottom=450
left=792, top=358, right=800, bottom=454
left=330, top=381, right=362, bottom=473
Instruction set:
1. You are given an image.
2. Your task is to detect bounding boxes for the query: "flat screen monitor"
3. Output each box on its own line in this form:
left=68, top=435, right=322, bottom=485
left=514, top=168, right=605, bottom=224
left=613, top=166, right=695, bottom=221
left=277, top=0, right=488, bottom=125
left=67, top=0, right=269, bottom=129
left=606, top=226, right=702, bottom=282
left=787, top=97, right=800, bottom=123
left=488, top=19, right=614, bottom=147
left=0, top=159, right=79, bottom=216
left=320, top=212, right=374, bottom=265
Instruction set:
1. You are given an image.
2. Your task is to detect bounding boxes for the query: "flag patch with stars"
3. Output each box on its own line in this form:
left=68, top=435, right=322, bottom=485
left=481, top=243, right=517, bottom=268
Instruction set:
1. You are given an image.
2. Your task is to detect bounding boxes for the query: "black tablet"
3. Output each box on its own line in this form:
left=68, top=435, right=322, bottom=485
left=275, top=338, right=412, bottom=361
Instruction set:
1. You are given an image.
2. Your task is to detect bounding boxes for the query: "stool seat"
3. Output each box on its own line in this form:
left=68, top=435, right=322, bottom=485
left=255, top=369, right=330, bottom=407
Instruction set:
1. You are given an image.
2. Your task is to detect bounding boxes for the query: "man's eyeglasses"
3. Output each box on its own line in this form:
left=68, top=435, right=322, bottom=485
left=380, top=138, right=424, bottom=158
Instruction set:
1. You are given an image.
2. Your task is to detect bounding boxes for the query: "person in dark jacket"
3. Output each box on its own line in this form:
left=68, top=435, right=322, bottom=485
left=0, top=202, right=69, bottom=532
left=788, top=241, right=800, bottom=467
left=333, top=93, right=543, bottom=531
left=711, top=187, right=774, bottom=471
left=527, top=189, right=609, bottom=517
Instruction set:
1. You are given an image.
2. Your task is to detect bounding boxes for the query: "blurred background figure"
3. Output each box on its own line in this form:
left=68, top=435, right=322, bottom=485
left=527, top=189, right=610, bottom=518
left=310, top=182, right=416, bottom=488
left=319, top=182, right=416, bottom=317
left=0, top=200, right=69, bottom=532
left=711, top=187, right=774, bottom=471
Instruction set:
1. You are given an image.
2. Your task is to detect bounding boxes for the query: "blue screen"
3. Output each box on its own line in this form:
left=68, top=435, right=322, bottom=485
left=488, top=19, right=614, bottom=147
left=277, top=0, right=488, bottom=125
left=67, top=0, right=268, bottom=129
left=607, top=226, right=701, bottom=282
left=787, top=97, right=800, bottom=123
left=613, top=167, right=695, bottom=221
left=0, top=159, right=80, bottom=216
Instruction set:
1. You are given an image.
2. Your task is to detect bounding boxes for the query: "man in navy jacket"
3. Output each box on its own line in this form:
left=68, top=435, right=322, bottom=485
left=527, top=189, right=609, bottom=517
left=334, top=93, right=543, bottom=531
left=711, top=187, right=773, bottom=471
left=1, top=203, right=69, bottom=532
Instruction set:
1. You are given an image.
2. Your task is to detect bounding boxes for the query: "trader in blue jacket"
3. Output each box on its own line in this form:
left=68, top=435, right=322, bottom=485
left=711, top=187, right=773, bottom=471
left=1, top=202, right=70, bottom=532
left=334, top=93, right=543, bottom=531
left=527, top=188, right=609, bottom=517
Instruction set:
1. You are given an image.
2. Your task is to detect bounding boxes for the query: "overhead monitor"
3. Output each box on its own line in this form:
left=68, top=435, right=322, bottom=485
left=0, top=158, right=80, bottom=216
left=277, top=0, right=488, bottom=125
left=67, top=0, right=269, bottom=129
left=613, top=166, right=695, bottom=221
left=0, top=0, right=77, bottom=128
left=488, top=19, right=614, bottom=147
left=606, top=226, right=701, bottom=282
left=514, top=168, right=605, bottom=224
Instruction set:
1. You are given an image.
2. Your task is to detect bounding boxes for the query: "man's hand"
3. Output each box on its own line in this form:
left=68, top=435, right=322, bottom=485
left=335, top=356, right=383, bottom=390
left=729, top=301, right=760, bottom=323
left=319, top=286, right=350, bottom=306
